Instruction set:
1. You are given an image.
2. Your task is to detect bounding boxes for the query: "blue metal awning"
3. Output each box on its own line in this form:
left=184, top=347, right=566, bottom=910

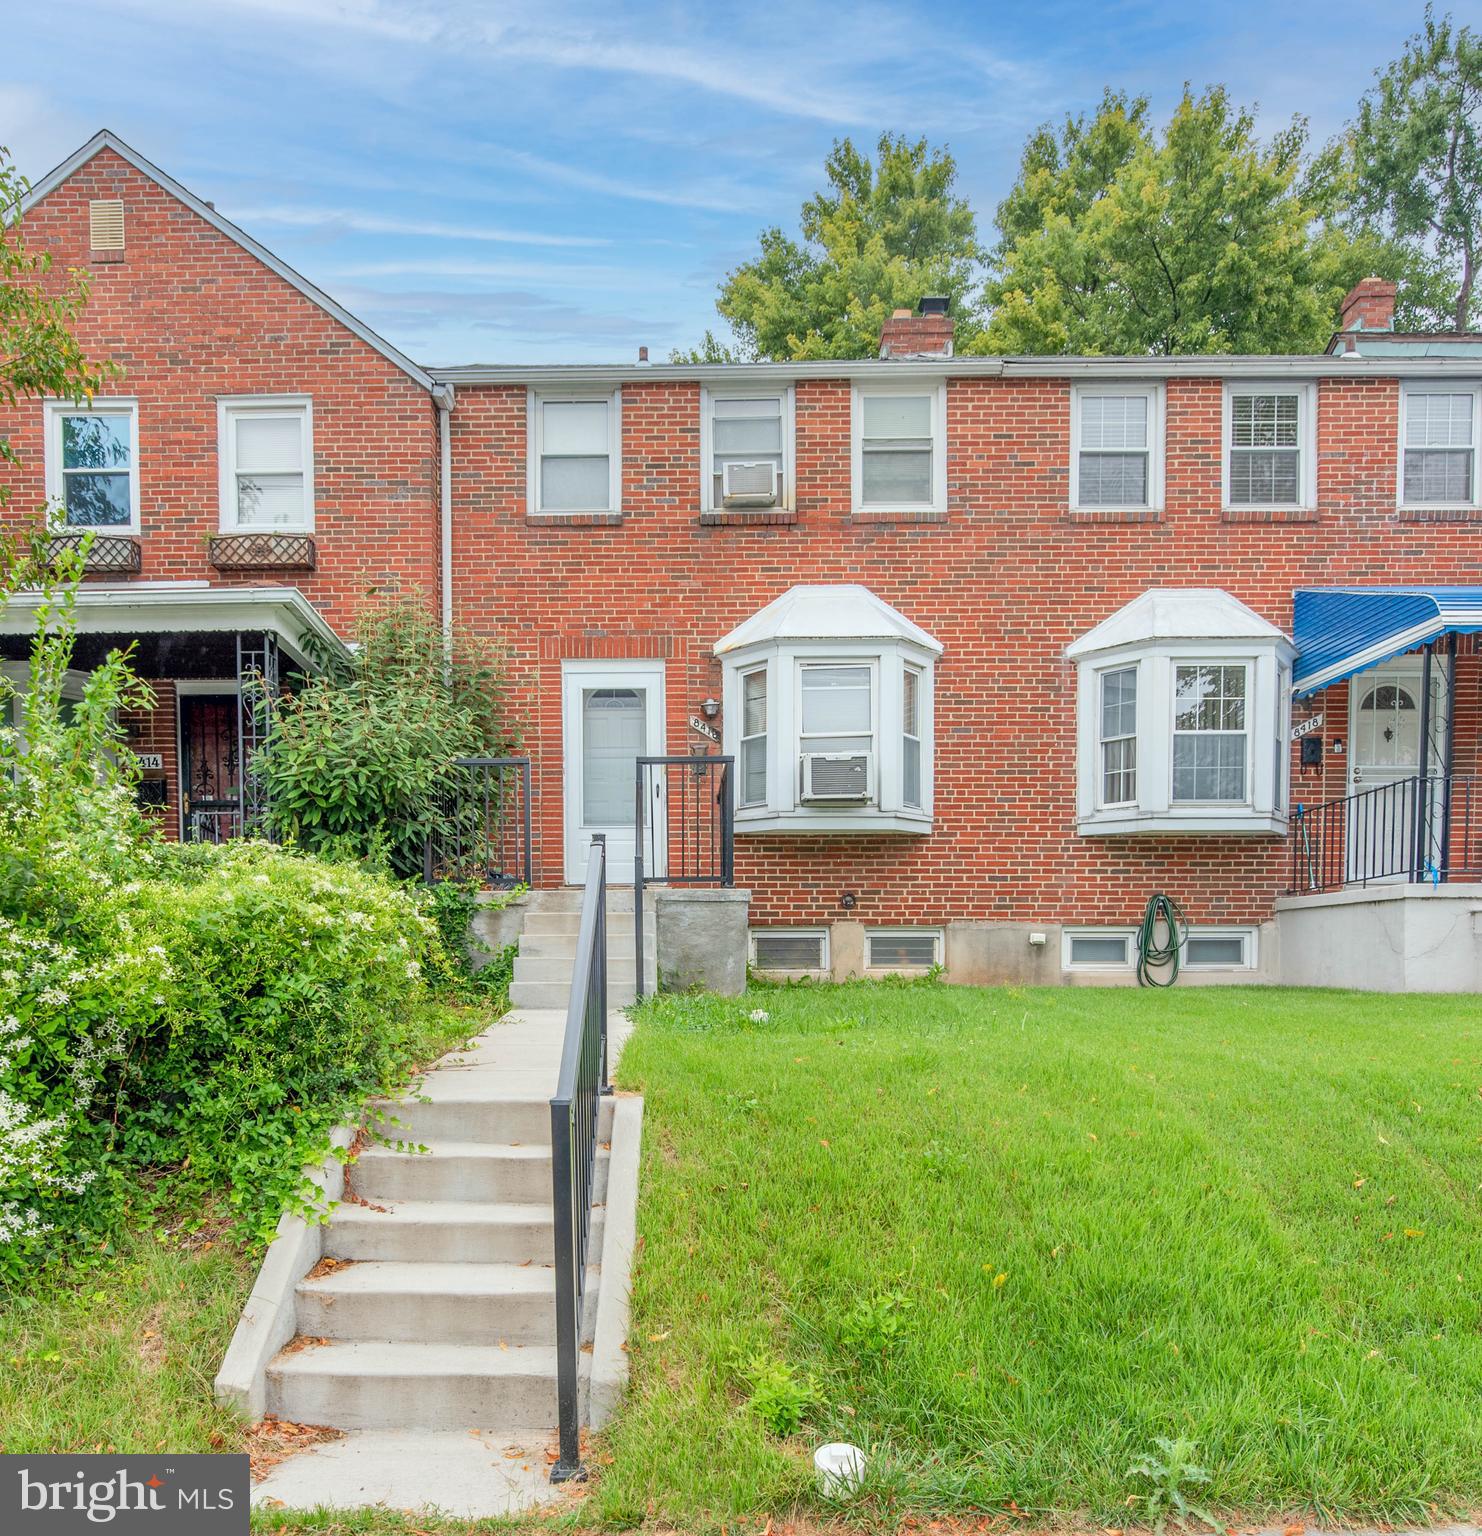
left=1293, top=587, right=1482, bottom=696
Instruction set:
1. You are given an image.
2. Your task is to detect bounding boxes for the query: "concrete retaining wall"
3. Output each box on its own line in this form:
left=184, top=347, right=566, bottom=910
left=655, top=887, right=750, bottom=995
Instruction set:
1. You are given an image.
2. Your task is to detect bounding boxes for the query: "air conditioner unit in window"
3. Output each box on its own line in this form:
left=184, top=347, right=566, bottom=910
left=721, top=460, right=779, bottom=507
left=799, top=751, right=873, bottom=802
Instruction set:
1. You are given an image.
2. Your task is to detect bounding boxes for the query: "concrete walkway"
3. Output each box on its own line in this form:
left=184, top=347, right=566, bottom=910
left=251, top=1005, right=632, bottom=1520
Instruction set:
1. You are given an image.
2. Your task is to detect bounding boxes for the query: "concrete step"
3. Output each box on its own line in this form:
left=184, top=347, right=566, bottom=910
left=513, top=955, right=636, bottom=986
left=367, top=1096, right=554, bottom=1146
left=509, top=980, right=637, bottom=1010
left=516, top=930, right=653, bottom=959
left=525, top=889, right=646, bottom=914
left=324, top=1200, right=581, bottom=1265
left=351, top=1141, right=554, bottom=1204
left=295, top=1260, right=558, bottom=1345
left=521, top=911, right=641, bottom=937
left=266, top=1339, right=559, bottom=1432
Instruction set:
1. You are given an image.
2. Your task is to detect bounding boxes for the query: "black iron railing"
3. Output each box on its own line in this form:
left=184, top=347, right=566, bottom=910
left=1288, top=774, right=1481, bottom=893
left=423, top=756, right=532, bottom=888
left=633, top=754, right=735, bottom=999
left=548, top=834, right=608, bottom=1484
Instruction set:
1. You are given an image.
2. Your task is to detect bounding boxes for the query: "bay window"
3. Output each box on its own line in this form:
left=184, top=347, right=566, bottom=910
left=852, top=383, right=947, bottom=513
left=45, top=399, right=139, bottom=532
left=529, top=389, right=620, bottom=515
left=716, top=584, right=941, bottom=834
left=1069, top=589, right=1294, bottom=836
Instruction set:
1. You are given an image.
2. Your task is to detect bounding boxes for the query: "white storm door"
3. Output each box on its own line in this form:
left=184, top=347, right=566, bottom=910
left=562, top=661, right=665, bottom=884
left=1346, top=662, right=1444, bottom=882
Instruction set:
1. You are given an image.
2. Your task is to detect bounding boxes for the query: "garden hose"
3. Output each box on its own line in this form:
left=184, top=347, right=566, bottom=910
left=1135, top=892, right=1188, bottom=988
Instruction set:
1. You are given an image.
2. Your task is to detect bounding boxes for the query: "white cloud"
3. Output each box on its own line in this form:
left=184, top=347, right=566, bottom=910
left=0, top=83, right=90, bottom=177
left=225, top=203, right=611, bottom=247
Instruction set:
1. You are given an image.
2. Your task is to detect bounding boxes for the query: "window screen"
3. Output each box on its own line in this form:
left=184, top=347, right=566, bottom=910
left=866, top=930, right=940, bottom=968
left=751, top=930, right=827, bottom=970
left=740, top=668, right=767, bottom=807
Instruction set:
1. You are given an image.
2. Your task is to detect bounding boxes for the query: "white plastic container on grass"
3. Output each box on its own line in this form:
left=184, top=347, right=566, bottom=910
left=814, top=1441, right=866, bottom=1497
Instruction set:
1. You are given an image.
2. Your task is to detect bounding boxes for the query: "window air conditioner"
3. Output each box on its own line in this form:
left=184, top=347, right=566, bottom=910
left=799, top=751, right=873, bottom=802
left=721, top=460, right=779, bottom=507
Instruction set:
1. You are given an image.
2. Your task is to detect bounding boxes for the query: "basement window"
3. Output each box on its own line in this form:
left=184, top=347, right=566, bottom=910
left=1183, top=928, right=1256, bottom=970
left=750, top=929, right=828, bottom=973
left=1063, top=929, right=1135, bottom=970
left=865, top=929, right=942, bottom=970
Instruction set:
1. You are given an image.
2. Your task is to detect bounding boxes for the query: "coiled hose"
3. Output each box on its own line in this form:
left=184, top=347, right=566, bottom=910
left=1135, top=892, right=1188, bottom=988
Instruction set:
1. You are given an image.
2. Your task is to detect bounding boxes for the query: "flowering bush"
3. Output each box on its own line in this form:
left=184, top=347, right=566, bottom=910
left=0, top=543, right=466, bottom=1279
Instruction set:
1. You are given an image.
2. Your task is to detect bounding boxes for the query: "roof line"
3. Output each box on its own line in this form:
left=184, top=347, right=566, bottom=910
left=22, top=130, right=438, bottom=395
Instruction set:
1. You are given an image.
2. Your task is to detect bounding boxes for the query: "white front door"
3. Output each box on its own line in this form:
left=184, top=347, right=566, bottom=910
left=562, top=661, right=665, bottom=884
left=1346, top=660, right=1446, bottom=881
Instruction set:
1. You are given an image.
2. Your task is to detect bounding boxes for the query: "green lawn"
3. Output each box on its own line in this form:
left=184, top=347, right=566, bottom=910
left=597, top=982, right=1482, bottom=1529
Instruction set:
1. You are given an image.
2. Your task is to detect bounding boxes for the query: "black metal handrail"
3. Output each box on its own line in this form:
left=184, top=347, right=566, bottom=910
left=633, top=754, right=735, bottom=999
left=423, top=755, right=532, bottom=888
left=1288, top=773, right=1481, bottom=894
left=548, top=834, right=608, bottom=1484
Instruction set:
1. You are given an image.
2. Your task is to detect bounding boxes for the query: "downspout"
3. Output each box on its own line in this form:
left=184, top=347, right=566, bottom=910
left=433, top=382, right=456, bottom=669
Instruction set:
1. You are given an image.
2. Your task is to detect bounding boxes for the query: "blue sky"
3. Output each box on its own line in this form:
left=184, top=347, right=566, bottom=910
left=2, top=0, right=1471, bottom=365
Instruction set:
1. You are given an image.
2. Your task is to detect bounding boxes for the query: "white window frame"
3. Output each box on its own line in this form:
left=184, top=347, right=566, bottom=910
left=1182, top=927, right=1257, bottom=971
left=1170, top=659, right=1253, bottom=807
left=749, top=928, right=830, bottom=974
left=796, top=657, right=878, bottom=795
left=700, top=385, right=795, bottom=512
left=1222, top=382, right=1317, bottom=511
left=738, top=664, right=769, bottom=809
left=850, top=380, right=948, bottom=515
left=1062, top=928, right=1136, bottom=970
left=902, top=662, right=924, bottom=810
left=864, top=927, right=943, bottom=970
left=44, top=397, right=140, bottom=535
left=217, top=395, right=314, bottom=533
left=1070, top=383, right=1164, bottom=512
left=1097, top=664, right=1138, bottom=809
left=528, top=387, right=622, bottom=516
left=1397, top=383, right=1482, bottom=509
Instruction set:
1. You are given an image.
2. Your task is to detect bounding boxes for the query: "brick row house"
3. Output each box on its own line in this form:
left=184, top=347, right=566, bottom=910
left=5, top=131, right=1482, bottom=989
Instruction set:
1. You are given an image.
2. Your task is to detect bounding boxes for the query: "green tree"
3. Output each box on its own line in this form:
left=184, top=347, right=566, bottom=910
left=678, top=134, right=984, bottom=362
left=0, top=145, right=112, bottom=508
left=979, top=87, right=1397, bottom=356
left=1349, top=6, right=1482, bottom=330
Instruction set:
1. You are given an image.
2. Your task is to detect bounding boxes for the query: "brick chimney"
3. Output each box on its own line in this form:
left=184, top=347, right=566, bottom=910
left=1339, top=276, right=1397, bottom=333
left=879, top=296, right=954, bottom=358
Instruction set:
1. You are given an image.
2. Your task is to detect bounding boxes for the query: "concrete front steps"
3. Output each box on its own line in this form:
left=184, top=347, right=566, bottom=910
left=263, top=1051, right=615, bottom=1437
left=509, top=887, right=656, bottom=1010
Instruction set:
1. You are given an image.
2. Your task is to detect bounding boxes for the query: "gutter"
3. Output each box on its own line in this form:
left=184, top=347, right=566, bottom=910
left=433, top=383, right=456, bottom=660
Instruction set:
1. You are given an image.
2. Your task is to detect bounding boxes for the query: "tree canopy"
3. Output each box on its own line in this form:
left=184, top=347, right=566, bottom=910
left=675, top=134, right=983, bottom=362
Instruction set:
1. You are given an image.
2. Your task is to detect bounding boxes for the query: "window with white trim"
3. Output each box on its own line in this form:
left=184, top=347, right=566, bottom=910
left=903, top=665, right=923, bottom=809
left=750, top=929, right=828, bottom=972
left=703, top=389, right=792, bottom=510
left=1225, top=384, right=1315, bottom=508
left=1063, top=929, right=1135, bottom=969
left=739, top=667, right=768, bottom=807
left=865, top=928, right=942, bottom=969
left=45, top=399, right=139, bottom=532
left=852, top=383, right=946, bottom=512
left=1401, top=387, right=1479, bottom=506
left=1072, top=386, right=1162, bottom=509
left=1068, top=589, right=1294, bottom=837
left=219, top=397, right=313, bottom=530
left=1183, top=928, right=1256, bottom=970
left=529, top=390, right=620, bottom=514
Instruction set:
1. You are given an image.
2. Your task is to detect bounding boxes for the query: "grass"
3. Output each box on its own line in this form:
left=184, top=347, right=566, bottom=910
left=595, top=981, right=1482, bottom=1529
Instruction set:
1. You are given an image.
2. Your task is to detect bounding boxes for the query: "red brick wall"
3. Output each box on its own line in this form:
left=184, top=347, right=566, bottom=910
left=451, top=373, right=1482, bottom=926
left=0, top=148, right=442, bottom=632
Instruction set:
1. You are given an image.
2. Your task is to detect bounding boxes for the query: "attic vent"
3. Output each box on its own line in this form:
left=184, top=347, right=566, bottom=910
left=89, top=200, right=125, bottom=251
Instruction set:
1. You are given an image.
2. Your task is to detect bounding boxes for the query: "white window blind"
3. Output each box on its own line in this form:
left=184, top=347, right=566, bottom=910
left=860, top=393, right=934, bottom=506
left=712, top=396, right=783, bottom=506
left=1403, top=391, right=1475, bottom=504
left=1079, top=394, right=1149, bottom=506
left=1229, top=392, right=1302, bottom=505
left=539, top=398, right=612, bottom=512
left=224, top=403, right=310, bottom=528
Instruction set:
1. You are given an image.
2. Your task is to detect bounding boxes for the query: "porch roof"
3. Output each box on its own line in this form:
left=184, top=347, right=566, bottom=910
left=1293, top=587, right=1482, bottom=696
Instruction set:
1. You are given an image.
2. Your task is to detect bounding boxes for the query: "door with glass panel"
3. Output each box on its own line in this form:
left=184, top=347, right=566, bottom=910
left=562, top=662, right=665, bottom=883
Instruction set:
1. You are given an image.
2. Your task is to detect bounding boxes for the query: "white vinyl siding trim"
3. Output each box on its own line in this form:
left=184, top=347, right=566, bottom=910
left=851, top=381, right=947, bottom=514
left=750, top=928, right=829, bottom=973
left=1223, top=382, right=1317, bottom=510
left=217, top=396, right=313, bottom=532
left=1063, top=929, right=1135, bottom=970
left=44, top=398, right=140, bottom=534
left=865, top=928, right=942, bottom=969
left=1399, top=385, right=1481, bottom=508
left=1070, top=384, right=1163, bottom=510
left=528, top=388, right=622, bottom=515
left=700, top=386, right=794, bottom=511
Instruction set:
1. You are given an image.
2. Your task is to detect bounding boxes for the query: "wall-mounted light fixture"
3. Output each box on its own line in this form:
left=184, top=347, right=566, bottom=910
left=840, top=892, right=857, bottom=911
left=701, top=697, right=720, bottom=719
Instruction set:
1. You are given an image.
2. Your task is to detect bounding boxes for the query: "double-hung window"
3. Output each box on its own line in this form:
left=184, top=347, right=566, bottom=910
left=1226, top=385, right=1314, bottom=508
left=1099, top=666, right=1137, bottom=805
left=1072, top=386, right=1161, bottom=509
left=1172, top=663, right=1248, bottom=803
left=853, top=383, right=946, bottom=513
left=739, top=667, right=768, bottom=807
left=704, top=391, right=790, bottom=510
left=531, top=391, right=620, bottom=515
left=902, top=665, right=923, bottom=809
left=45, top=399, right=138, bottom=531
left=1401, top=387, right=1479, bottom=506
left=219, top=397, right=313, bottom=530
left=799, top=663, right=873, bottom=756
